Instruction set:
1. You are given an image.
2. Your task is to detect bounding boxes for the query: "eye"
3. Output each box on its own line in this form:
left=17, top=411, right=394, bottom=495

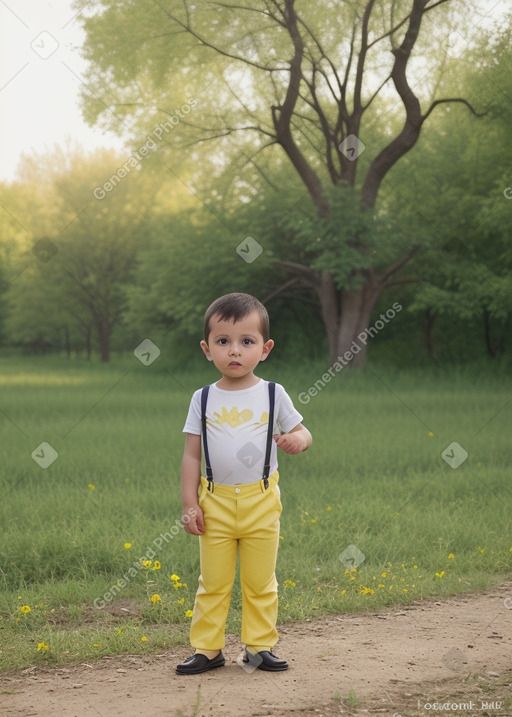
left=242, top=338, right=254, bottom=345
left=217, top=338, right=228, bottom=345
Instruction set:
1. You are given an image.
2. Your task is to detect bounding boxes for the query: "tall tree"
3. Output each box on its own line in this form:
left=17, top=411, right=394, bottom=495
left=393, top=21, right=512, bottom=360
left=3, top=148, right=162, bottom=361
left=78, top=0, right=487, bottom=364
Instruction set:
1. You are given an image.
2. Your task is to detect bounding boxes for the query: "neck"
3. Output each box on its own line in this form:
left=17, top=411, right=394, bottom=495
left=216, top=373, right=260, bottom=390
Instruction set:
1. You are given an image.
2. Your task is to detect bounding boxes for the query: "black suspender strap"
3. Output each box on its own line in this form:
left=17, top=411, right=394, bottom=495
left=200, top=381, right=276, bottom=492
left=263, top=381, right=276, bottom=489
left=200, top=385, right=214, bottom=491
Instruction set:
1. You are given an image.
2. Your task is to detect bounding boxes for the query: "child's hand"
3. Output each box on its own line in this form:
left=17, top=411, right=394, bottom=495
left=274, top=431, right=308, bottom=455
left=182, top=504, right=205, bottom=535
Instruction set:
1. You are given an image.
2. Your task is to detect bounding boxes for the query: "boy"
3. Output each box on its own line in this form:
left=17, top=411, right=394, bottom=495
left=176, top=293, right=312, bottom=675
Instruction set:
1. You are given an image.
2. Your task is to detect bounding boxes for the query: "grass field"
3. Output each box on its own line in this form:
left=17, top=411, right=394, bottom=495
left=0, top=355, right=511, bottom=673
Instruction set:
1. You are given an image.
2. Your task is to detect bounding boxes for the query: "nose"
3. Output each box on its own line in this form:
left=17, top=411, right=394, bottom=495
left=229, top=342, right=241, bottom=355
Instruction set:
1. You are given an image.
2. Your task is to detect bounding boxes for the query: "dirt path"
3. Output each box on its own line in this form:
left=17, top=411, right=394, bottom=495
left=1, top=583, right=511, bottom=717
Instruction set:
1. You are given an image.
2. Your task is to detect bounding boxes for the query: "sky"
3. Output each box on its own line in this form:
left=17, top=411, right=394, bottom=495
left=0, top=0, right=508, bottom=183
left=0, top=0, right=124, bottom=182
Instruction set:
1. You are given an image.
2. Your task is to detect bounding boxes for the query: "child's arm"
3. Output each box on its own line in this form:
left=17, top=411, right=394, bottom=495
left=274, top=423, right=312, bottom=455
left=181, top=433, right=205, bottom=535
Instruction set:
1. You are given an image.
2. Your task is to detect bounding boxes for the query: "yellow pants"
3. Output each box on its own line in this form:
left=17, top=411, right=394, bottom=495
left=190, top=472, right=282, bottom=652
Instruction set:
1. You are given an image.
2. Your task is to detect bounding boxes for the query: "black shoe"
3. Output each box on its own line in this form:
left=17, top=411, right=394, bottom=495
left=176, top=651, right=225, bottom=675
left=243, top=649, right=288, bottom=672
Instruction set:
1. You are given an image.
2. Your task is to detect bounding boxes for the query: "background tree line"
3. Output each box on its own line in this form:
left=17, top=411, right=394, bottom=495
left=0, top=1, right=511, bottom=367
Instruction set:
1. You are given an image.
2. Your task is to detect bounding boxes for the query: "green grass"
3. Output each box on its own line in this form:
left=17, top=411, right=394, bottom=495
left=0, top=355, right=511, bottom=672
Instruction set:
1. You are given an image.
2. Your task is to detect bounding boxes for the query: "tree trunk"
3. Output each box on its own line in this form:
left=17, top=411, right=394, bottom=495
left=335, top=274, right=382, bottom=367
left=316, top=271, right=340, bottom=365
left=314, top=271, right=383, bottom=367
left=483, top=308, right=496, bottom=358
left=64, top=326, right=71, bottom=359
left=95, top=315, right=112, bottom=362
left=85, top=323, right=92, bottom=360
left=423, top=308, right=437, bottom=360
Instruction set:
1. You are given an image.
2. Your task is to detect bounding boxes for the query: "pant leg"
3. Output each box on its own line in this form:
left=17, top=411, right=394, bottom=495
left=238, top=483, right=282, bottom=651
left=190, top=487, right=238, bottom=650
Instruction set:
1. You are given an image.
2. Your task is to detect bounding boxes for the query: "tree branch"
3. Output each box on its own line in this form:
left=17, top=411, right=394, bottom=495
left=272, top=0, right=329, bottom=217
left=380, top=247, right=419, bottom=285
left=362, top=71, right=393, bottom=110
left=353, top=0, right=378, bottom=114
left=176, top=125, right=275, bottom=148
left=360, top=0, right=427, bottom=209
left=424, top=0, right=452, bottom=11
left=300, top=65, right=339, bottom=183
left=152, top=0, right=286, bottom=72
left=272, top=259, right=319, bottom=288
left=422, top=97, right=487, bottom=122
left=261, top=277, right=300, bottom=303
left=367, top=10, right=411, bottom=49
left=295, top=13, right=344, bottom=100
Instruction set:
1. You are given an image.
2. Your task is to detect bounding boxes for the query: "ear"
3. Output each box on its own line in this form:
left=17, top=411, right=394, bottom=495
left=200, top=340, right=213, bottom=361
left=260, top=339, right=274, bottom=361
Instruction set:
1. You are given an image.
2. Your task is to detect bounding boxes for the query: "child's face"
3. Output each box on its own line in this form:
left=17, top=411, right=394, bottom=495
left=200, top=310, right=274, bottom=380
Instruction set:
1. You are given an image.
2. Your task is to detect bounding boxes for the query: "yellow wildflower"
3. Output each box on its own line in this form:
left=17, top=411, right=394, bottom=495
left=37, top=642, right=49, bottom=651
left=359, top=586, right=374, bottom=595
left=20, top=605, right=31, bottom=614
left=151, top=594, right=161, bottom=603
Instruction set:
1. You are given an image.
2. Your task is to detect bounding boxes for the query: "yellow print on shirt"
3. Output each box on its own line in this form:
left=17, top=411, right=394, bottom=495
left=213, top=406, right=254, bottom=428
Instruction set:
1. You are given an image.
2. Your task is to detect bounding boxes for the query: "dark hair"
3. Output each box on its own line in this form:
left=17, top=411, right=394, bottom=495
left=203, top=293, right=270, bottom=342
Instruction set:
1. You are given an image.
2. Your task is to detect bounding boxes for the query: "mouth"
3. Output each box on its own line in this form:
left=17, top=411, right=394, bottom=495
left=228, top=361, right=242, bottom=367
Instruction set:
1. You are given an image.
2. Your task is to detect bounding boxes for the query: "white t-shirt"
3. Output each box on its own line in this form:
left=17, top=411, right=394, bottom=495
left=183, top=379, right=303, bottom=485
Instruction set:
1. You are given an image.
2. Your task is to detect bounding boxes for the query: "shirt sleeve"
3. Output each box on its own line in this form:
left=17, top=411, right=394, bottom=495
left=274, top=383, right=303, bottom=435
left=182, top=389, right=202, bottom=435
